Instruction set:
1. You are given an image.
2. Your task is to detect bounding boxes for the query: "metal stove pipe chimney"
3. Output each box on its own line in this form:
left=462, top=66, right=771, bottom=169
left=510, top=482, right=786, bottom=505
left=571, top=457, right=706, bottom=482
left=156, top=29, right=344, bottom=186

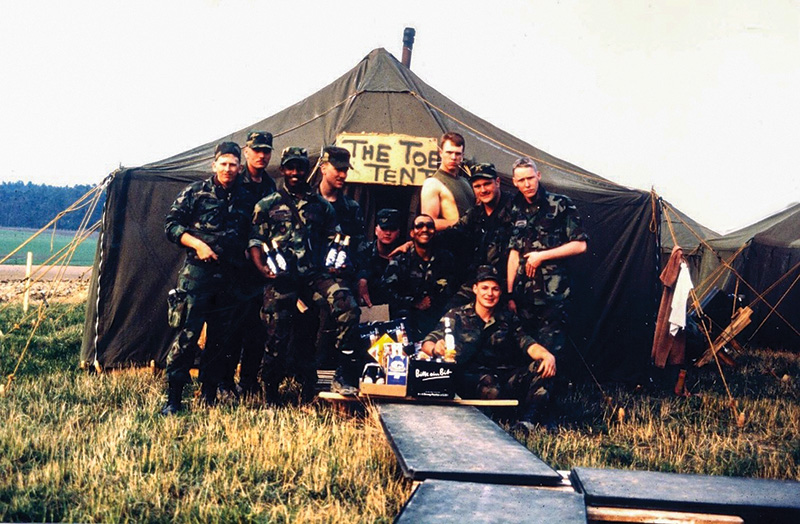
left=402, top=27, right=416, bottom=68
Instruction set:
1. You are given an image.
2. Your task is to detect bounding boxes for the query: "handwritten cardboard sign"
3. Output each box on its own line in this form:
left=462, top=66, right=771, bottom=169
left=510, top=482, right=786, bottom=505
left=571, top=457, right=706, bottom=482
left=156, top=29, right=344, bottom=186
left=336, top=133, right=439, bottom=186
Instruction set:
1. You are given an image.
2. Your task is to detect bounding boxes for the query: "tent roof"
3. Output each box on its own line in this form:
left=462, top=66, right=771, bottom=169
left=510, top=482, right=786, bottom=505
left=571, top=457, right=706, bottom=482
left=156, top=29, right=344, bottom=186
left=708, top=203, right=800, bottom=251
left=660, top=199, right=719, bottom=253
left=145, top=48, right=642, bottom=201
left=752, top=203, right=800, bottom=249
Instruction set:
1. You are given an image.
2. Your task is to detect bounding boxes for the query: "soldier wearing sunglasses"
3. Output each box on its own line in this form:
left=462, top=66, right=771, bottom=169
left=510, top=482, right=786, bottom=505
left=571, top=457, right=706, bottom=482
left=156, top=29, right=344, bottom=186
left=381, top=214, right=456, bottom=341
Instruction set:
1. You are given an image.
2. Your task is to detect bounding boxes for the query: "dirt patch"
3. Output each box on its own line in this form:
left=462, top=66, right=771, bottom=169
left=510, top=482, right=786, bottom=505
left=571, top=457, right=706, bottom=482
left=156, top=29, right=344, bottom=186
left=0, top=265, right=91, bottom=304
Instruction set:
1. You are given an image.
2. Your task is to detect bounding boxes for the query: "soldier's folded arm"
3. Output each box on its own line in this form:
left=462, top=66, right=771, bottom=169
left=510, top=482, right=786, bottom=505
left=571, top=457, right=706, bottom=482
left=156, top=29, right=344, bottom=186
left=523, top=239, right=587, bottom=267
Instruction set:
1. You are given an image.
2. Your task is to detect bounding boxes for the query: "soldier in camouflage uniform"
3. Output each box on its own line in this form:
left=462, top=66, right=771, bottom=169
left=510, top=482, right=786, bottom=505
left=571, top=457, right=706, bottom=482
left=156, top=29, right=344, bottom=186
left=506, top=157, right=588, bottom=355
left=439, top=162, right=516, bottom=309
left=356, top=208, right=402, bottom=307
left=381, top=214, right=455, bottom=341
left=248, top=147, right=362, bottom=397
left=310, top=146, right=368, bottom=368
left=223, top=131, right=276, bottom=398
left=422, top=265, right=556, bottom=429
left=162, top=141, right=252, bottom=415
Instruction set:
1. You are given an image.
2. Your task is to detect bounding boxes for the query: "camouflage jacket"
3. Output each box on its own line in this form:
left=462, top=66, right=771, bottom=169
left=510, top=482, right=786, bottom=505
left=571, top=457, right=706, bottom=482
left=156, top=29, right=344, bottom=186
left=443, top=190, right=516, bottom=279
left=423, top=303, right=536, bottom=371
left=356, top=240, right=393, bottom=304
left=241, top=164, right=277, bottom=203
left=164, top=175, right=253, bottom=267
left=324, top=190, right=367, bottom=280
left=381, top=247, right=455, bottom=312
left=248, top=184, right=339, bottom=279
left=508, top=186, right=588, bottom=303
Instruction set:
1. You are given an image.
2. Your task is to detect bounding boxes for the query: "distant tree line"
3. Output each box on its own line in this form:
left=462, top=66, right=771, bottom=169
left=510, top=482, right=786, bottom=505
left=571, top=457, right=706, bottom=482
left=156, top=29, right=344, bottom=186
left=0, top=182, right=105, bottom=229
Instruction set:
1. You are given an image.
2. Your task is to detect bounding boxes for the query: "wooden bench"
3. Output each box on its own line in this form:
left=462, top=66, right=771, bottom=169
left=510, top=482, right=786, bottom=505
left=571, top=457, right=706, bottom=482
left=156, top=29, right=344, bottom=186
left=395, top=479, right=587, bottom=523
left=378, top=403, right=562, bottom=485
left=571, top=467, right=800, bottom=523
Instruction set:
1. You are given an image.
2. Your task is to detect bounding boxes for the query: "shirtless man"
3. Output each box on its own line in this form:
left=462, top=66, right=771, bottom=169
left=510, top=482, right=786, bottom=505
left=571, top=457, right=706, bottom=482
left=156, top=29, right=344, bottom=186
left=420, top=132, right=474, bottom=231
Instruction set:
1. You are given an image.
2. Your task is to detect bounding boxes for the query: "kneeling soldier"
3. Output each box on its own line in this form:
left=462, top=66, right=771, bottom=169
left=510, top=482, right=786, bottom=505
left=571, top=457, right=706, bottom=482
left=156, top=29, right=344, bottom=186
left=421, top=265, right=556, bottom=430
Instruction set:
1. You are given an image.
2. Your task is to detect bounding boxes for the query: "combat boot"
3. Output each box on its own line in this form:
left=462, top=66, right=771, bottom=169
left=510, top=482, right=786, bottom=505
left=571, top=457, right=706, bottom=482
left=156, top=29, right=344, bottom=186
left=200, top=382, right=218, bottom=407
left=331, top=363, right=359, bottom=396
left=161, top=380, right=184, bottom=416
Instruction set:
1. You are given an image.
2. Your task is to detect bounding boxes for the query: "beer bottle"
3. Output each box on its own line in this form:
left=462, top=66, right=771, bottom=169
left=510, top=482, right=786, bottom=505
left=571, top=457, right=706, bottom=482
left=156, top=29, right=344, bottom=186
left=271, top=239, right=288, bottom=272
left=325, top=233, right=342, bottom=267
left=334, top=235, right=350, bottom=269
left=262, top=242, right=279, bottom=275
left=443, top=317, right=457, bottom=362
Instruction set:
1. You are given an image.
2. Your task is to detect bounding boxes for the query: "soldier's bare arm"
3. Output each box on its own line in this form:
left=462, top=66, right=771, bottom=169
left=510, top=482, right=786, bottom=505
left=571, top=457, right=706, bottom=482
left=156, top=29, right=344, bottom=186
left=420, top=178, right=442, bottom=221
left=526, top=343, right=556, bottom=378
left=523, top=240, right=587, bottom=277
left=507, top=249, right=520, bottom=313
left=179, top=232, right=218, bottom=262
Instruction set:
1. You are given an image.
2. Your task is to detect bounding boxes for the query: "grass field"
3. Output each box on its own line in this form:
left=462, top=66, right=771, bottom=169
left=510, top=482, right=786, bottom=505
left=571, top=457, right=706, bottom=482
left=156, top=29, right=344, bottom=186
left=0, top=300, right=798, bottom=522
left=0, top=227, right=97, bottom=266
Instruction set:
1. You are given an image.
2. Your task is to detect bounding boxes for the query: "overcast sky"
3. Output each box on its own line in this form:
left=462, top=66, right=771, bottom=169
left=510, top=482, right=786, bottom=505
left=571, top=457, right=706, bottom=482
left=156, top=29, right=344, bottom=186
left=1, top=0, right=797, bottom=233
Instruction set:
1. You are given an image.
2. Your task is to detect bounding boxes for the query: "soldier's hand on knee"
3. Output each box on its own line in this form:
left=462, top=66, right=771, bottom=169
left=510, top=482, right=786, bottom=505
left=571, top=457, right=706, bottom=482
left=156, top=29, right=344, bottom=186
left=537, top=353, right=556, bottom=378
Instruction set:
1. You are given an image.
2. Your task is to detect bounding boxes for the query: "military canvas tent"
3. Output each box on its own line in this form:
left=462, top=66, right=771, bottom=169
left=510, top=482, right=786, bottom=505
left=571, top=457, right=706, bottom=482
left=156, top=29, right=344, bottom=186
left=82, top=48, right=667, bottom=382
left=660, top=199, right=719, bottom=281
left=696, top=203, right=800, bottom=349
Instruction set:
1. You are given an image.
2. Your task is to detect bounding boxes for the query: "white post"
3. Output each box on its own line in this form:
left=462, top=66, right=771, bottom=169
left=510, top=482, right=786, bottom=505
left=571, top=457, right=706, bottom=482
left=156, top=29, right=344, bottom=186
left=23, top=251, right=32, bottom=313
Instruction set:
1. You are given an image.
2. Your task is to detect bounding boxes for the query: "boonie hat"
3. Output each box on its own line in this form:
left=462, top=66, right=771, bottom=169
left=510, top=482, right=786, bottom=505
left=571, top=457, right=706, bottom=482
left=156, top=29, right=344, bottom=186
left=214, top=141, right=241, bottom=161
left=468, top=162, right=498, bottom=182
left=320, top=146, right=353, bottom=170
left=473, top=265, right=502, bottom=285
left=376, top=208, right=400, bottom=230
left=280, top=146, right=309, bottom=168
left=245, top=131, right=273, bottom=150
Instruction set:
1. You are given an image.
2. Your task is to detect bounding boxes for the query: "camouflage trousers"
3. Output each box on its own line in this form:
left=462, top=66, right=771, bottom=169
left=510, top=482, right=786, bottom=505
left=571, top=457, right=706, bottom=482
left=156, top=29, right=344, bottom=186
left=459, top=361, right=551, bottom=421
left=220, top=292, right=267, bottom=392
left=166, top=261, right=239, bottom=386
left=260, top=275, right=361, bottom=387
left=515, top=300, right=568, bottom=355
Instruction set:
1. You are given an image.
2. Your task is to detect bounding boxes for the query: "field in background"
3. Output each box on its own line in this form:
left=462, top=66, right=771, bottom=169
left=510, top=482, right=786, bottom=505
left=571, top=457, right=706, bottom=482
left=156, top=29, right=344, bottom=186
left=0, top=299, right=798, bottom=521
left=0, top=227, right=97, bottom=266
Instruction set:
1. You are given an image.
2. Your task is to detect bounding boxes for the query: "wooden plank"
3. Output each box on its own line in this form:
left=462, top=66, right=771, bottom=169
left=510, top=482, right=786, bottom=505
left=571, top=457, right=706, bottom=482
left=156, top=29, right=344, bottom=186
left=395, top=479, right=587, bottom=523
left=572, top=467, right=800, bottom=523
left=318, top=391, right=518, bottom=406
left=696, top=306, right=752, bottom=367
left=588, top=506, right=743, bottom=523
left=379, top=403, right=562, bottom=485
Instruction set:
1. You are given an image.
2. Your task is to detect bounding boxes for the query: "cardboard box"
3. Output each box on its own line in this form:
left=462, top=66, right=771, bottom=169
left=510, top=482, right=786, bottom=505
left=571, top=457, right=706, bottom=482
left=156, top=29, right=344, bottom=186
left=359, top=381, right=407, bottom=397
left=408, top=359, right=456, bottom=399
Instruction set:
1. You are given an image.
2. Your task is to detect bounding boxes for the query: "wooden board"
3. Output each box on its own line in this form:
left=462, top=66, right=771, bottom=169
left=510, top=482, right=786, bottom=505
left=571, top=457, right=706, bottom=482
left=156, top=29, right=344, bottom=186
left=571, top=467, right=800, bottom=523
left=379, top=403, right=562, bottom=485
left=587, top=506, right=743, bottom=523
left=318, top=391, right=518, bottom=407
left=396, top=479, right=587, bottom=523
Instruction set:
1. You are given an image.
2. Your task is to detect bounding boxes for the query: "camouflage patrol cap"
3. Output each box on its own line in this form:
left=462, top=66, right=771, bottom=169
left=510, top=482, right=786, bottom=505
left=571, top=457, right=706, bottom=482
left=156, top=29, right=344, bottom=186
left=214, top=141, right=241, bottom=161
left=280, top=146, right=309, bottom=168
left=376, top=208, right=400, bottom=230
left=468, top=162, right=497, bottom=182
left=245, top=131, right=273, bottom=150
left=320, top=146, right=353, bottom=170
left=473, top=265, right=502, bottom=285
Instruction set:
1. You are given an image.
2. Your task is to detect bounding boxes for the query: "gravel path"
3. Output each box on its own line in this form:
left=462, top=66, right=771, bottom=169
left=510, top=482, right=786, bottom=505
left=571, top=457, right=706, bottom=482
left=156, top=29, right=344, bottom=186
left=0, top=265, right=91, bottom=303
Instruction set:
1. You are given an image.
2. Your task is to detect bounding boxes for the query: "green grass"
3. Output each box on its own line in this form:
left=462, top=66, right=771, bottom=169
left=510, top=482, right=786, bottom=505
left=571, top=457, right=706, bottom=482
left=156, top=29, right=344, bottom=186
left=0, top=227, right=97, bottom=266
left=0, top=301, right=798, bottom=522
left=516, top=350, right=800, bottom=479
